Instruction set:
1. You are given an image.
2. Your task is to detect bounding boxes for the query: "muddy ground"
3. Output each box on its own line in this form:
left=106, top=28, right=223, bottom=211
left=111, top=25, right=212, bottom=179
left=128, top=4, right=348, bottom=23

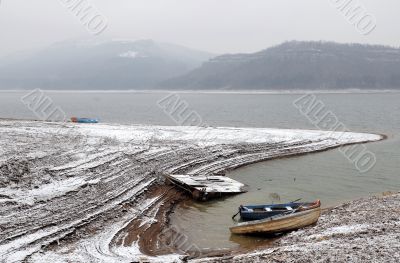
left=0, top=120, right=384, bottom=262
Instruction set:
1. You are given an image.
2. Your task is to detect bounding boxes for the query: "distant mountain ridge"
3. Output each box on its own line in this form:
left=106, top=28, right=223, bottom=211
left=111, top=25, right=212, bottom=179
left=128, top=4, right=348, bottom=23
left=1, top=40, right=400, bottom=90
left=161, top=41, right=400, bottom=90
left=0, top=39, right=214, bottom=90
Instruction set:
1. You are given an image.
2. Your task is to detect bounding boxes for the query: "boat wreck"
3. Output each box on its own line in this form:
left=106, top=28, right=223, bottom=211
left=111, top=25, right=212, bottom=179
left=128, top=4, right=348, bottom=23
left=165, top=174, right=247, bottom=201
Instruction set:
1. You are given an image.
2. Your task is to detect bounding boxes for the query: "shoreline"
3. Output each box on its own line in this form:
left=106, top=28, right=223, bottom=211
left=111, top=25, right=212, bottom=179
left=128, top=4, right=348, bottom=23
left=191, top=191, right=400, bottom=262
left=0, top=120, right=386, bottom=262
left=1, top=89, right=400, bottom=95
left=112, top=131, right=390, bottom=260
left=143, top=186, right=397, bottom=261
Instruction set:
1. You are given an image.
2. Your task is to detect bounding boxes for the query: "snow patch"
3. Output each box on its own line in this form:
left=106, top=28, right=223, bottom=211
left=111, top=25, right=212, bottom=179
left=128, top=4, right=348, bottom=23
left=119, top=51, right=139, bottom=59
left=29, top=197, right=182, bottom=263
left=74, top=124, right=382, bottom=146
left=306, top=224, right=370, bottom=240
left=0, top=177, right=94, bottom=205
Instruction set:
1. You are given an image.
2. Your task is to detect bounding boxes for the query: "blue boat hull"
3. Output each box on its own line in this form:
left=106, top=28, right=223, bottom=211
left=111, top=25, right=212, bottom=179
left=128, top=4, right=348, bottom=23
left=239, top=200, right=321, bottom=221
left=241, top=210, right=288, bottom=221
left=71, top=117, right=99, bottom=123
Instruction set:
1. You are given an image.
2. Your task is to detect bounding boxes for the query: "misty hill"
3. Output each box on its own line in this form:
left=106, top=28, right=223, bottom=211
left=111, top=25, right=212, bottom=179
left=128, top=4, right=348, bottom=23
left=161, top=41, right=400, bottom=90
left=0, top=39, right=214, bottom=90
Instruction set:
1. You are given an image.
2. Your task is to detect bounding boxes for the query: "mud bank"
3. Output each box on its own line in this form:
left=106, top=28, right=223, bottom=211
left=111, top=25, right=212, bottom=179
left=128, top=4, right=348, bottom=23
left=193, top=192, right=400, bottom=263
left=0, top=120, right=383, bottom=262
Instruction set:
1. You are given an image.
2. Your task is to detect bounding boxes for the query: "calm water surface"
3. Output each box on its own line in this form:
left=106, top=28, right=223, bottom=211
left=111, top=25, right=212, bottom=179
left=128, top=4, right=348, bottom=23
left=1, top=91, right=399, bottom=250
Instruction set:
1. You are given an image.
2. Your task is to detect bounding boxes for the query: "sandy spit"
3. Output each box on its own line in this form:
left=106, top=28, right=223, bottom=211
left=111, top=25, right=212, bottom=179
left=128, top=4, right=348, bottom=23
left=0, top=120, right=384, bottom=262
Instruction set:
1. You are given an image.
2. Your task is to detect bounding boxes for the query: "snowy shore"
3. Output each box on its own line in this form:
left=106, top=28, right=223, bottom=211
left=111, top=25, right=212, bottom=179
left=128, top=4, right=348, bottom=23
left=0, top=120, right=383, bottom=262
left=193, top=192, right=400, bottom=263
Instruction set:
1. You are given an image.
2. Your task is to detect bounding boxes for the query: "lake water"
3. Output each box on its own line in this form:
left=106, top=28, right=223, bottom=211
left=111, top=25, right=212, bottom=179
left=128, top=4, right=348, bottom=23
left=1, top=90, right=399, bottom=251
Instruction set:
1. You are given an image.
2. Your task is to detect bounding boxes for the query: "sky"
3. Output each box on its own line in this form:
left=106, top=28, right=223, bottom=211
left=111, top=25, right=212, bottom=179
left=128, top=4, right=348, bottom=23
left=0, top=0, right=399, bottom=57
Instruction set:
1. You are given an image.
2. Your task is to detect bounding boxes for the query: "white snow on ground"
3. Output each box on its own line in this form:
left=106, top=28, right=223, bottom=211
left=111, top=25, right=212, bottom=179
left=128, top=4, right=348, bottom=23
left=29, top=197, right=183, bottom=263
left=0, top=121, right=382, bottom=146
left=49, top=149, right=122, bottom=171
left=307, top=224, right=370, bottom=239
left=0, top=179, right=156, bottom=263
left=0, top=176, right=95, bottom=205
left=119, top=51, right=138, bottom=58
left=69, top=123, right=382, bottom=146
left=0, top=120, right=384, bottom=263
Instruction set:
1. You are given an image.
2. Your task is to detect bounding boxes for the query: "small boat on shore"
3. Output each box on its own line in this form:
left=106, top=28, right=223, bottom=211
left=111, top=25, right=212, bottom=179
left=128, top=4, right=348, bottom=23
left=230, top=206, right=321, bottom=235
left=164, top=174, right=246, bottom=201
left=71, top=117, right=99, bottom=124
left=237, top=200, right=321, bottom=221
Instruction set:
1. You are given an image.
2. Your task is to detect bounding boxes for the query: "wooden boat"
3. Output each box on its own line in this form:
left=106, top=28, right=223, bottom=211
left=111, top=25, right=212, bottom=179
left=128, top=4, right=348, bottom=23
left=230, top=206, right=321, bottom=235
left=71, top=117, right=99, bottom=124
left=238, top=200, right=321, bottom=221
left=164, top=174, right=246, bottom=201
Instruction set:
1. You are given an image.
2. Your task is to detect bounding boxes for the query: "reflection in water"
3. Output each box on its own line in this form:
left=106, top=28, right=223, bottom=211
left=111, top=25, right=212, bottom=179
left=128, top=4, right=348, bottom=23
left=268, top=193, right=281, bottom=204
left=228, top=233, right=278, bottom=250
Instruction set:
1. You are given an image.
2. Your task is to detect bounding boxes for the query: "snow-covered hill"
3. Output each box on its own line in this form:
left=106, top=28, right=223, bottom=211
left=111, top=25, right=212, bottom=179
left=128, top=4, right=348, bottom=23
left=0, top=39, right=214, bottom=90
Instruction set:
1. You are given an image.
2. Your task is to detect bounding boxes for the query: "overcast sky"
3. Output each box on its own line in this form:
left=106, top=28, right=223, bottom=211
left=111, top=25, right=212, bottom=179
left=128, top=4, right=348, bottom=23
left=0, top=0, right=399, bottom=57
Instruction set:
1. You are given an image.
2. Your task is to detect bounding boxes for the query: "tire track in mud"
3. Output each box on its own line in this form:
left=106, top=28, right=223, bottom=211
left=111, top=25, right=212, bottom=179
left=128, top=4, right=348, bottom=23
left=0, top=120, right=383, bottom=262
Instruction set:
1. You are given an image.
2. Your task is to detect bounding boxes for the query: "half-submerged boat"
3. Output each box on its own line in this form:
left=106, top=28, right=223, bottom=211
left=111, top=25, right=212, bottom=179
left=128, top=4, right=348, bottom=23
left=238, top=200, right=321, bottom=221
left=71, top=117, right=99, bottom=124
left=230, top=206, right=321, bottom=235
